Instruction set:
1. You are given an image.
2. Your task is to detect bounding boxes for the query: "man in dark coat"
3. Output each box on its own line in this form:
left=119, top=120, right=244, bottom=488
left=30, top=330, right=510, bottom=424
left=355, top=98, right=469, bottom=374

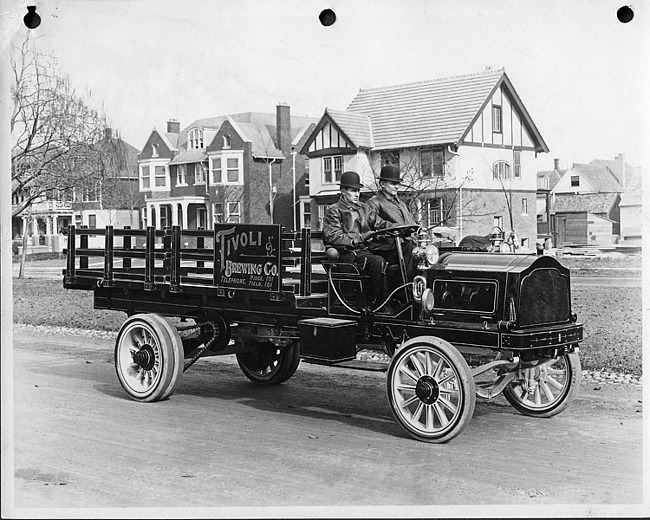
left=323, top=170, right=389, bottom=308
left=367, top=165, right=418, bottom=280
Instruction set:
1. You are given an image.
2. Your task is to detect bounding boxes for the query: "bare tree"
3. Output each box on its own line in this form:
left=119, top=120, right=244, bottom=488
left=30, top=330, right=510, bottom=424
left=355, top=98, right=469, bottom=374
left=11, top=37, right=107, bottom=220
left=11, top=37, right=110, bottom=277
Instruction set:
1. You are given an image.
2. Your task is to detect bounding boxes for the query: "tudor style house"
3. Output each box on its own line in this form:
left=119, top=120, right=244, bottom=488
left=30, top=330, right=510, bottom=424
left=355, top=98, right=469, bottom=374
left=137, top=104, right=316, bottom=232
left=299, top=68, right=549, bottom=249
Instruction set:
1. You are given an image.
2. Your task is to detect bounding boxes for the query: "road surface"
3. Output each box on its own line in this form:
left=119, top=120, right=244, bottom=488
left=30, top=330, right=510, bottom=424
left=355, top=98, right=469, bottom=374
left=7, top=325, right=645, bottom=516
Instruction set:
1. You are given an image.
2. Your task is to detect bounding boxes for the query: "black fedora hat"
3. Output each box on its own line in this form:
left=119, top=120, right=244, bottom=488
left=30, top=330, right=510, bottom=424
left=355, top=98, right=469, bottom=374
left=378, top=164, right=403, bottom=183
left=340, top=170, right=363, bottom=189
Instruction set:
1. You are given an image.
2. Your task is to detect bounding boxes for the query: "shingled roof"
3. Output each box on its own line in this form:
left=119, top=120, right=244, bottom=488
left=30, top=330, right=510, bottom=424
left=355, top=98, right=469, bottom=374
left=570, top=162, right=624, bottom=193
left=345, top=68, right=547, bottom=151
left=325, top=109, right=373, bottom=148
left=554, top=192, right=619, bottom=214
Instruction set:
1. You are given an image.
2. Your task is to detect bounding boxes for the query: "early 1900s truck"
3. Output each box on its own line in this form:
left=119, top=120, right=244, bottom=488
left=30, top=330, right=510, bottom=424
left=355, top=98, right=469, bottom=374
left=63, top=223, right=583, bottom=443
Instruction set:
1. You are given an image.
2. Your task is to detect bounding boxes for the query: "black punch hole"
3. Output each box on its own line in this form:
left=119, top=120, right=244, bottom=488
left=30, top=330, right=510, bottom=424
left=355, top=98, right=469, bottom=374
left=24, top=6, right=41, bottom=29
left=319, top=9, right=336, bottom=27
left=617, top=5, right=634, bottom=23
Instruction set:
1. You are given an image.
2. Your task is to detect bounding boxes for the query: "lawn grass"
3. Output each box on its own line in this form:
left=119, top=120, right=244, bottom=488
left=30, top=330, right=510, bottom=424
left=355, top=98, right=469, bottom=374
left=12, top=277, right=642, bottom=375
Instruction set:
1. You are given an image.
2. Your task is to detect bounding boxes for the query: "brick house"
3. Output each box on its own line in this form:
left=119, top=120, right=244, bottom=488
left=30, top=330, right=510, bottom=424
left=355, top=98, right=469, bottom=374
left=138, top=104, right=316, bottom=232
left=299, top=68, right=549, bottom=249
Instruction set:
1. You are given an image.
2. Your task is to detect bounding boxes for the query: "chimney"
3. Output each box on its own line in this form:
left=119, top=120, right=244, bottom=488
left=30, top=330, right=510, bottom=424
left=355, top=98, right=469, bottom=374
left=276, top=103, right=291, bottom=156
left=553, top=158, right=560, bottom=171
left=104, top=127, right=112, bottom=140
left=167, top=120, right=180, bottom=134
left=615, top=153, right=626, bottom=189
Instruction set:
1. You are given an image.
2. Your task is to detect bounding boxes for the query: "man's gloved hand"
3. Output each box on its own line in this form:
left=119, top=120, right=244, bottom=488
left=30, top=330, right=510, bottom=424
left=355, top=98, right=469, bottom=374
left=360, top=231, right=375, bottom=243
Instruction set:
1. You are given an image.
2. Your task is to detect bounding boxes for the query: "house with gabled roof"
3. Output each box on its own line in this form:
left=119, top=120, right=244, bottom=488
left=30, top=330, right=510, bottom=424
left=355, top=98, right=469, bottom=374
left=299, top=68, right=549, bottom=247
left=137, top=105, right=317, bottom=231
left=549, top=153, right=642, bottom=244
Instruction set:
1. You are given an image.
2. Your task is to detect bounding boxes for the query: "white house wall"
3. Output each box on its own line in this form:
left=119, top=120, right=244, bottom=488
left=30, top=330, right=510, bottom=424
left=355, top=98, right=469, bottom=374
left=466, top=86, right=534, bottom=149
left=552, top=166, right=596, bottom=194
left=307, top=150, right=374, bottom=197
left=456, top=146, right=537, bottom=192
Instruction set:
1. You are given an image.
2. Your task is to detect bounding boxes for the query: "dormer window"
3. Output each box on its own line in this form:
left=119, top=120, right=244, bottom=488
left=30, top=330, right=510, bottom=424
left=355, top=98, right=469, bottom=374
left=571, top=176, right=580, bottom=187
left=151, top=143, right=159, bottom=157
left=189, top=128, right=204, bottom=149
left=223, top=135, right=231, bottom=149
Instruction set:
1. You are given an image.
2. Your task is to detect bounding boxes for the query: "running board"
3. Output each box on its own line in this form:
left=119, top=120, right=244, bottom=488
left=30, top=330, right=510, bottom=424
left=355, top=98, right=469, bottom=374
left=302, top=358, right=389, bottom=372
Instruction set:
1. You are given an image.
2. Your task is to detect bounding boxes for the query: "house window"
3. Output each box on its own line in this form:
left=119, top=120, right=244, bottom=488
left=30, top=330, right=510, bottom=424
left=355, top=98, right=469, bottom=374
left=141, top=165, right=151, bottom=189
left=141, top=207, right=148, bottom=228
left=227, top=202, right=241, bottom=223
left=227, top=158, right=240, bottom=183
left=154, top=166, right=167, bottom=187
left=381, top=150, right=400, bottom=167
left=322, top=155, right=342, bottom=184
left=176, top=164, right=187, bottom=185
left=88, top=214, right=97, bottom=228
left=302, top=201, right=312, bottom=228
left=513, top=150, right=521, bottom=178
left=196, top=207, right=207, bottom=229
left=210, top=155, right=242, bottom=185
left=195, top=163, right=206, bottom=185
left=492, top=105, right=502, bottom=133
left=213, top=203, right=224, bottom=223
left=189, top=128, right=204, bottom=149
left=151, top=143, right=159, bottom=158
left=571, top=175, right=580, bottom=187
left=424, top=198, right=444, bottom=226
left=160, top=206, right=171, bottom=228
left=493, top=161, right=511, bottom=180
left=212, top=158, right=222, bottom=184
left=521, top=198, right=528, bottom=216
left=420, top=148, right=444, bottom=177
left=304, top=160, right=310, bottom=188
left=317, top=204, right=327, bottom=231
left=223, top=135, right=231, bottom=149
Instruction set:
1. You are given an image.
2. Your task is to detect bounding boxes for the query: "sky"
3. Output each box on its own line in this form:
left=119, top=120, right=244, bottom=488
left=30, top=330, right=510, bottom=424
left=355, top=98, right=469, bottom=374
left=2, top=0, right=649, bottom=173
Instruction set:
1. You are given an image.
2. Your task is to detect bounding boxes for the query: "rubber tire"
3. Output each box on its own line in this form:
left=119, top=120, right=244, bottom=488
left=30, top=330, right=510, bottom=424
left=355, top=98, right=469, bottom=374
left=114, top=313, right=184, bottom=402
left=236, top=340, right=301, bottom=384
left=503, top=352, right=581, bottom=418
left=386, top=336, right=476, bottom=443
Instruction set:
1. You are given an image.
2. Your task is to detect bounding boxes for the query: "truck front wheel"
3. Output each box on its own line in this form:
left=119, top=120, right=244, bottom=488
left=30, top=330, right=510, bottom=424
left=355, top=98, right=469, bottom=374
left=386, top=336, right=476, bottom=443
left=502, top=351, right=581, bottom=417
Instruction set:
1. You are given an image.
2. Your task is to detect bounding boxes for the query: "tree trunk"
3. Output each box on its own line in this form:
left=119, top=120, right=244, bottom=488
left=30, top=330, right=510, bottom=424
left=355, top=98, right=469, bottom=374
left=19, top=228, right=28, bottom=279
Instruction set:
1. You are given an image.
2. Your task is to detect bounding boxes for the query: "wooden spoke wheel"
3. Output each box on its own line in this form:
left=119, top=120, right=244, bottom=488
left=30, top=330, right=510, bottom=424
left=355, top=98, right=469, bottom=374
left=114, top=314, right=184, bottom=402
left=236, top=340, right=301, bottom=384
left=503, top=352, right=581, bottom=418
left=387, top=336, right=475, bottom=443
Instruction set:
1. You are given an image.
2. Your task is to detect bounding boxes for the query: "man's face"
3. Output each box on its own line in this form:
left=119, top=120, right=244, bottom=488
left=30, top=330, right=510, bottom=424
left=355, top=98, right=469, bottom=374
left=341, top=187, right=360, bottom=204
left=381, top=180, right=400, bottom=197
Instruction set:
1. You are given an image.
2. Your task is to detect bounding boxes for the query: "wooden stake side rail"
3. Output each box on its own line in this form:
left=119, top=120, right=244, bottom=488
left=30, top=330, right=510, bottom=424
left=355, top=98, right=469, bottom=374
left=64, top=225, right=327, bottom=301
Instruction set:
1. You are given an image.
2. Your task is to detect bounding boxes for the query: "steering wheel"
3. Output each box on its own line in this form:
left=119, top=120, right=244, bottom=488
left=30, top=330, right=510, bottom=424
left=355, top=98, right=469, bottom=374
left=364, top=224, right=421, bottom=242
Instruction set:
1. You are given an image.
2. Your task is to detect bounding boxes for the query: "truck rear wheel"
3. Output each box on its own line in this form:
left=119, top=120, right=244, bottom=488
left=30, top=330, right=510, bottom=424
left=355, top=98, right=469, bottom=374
left=114, top=314, right=184, bottom=402
left=386, top=336, right=476, bottom=443
left=503, top=351, right=581, bottom=417
left=236, top=340, right=301, bottom=384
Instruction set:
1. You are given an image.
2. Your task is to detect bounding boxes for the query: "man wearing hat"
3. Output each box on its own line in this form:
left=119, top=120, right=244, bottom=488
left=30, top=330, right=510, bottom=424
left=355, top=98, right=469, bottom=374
left=323, top=170, right=389, bottom=309
left=367, top=165, right=418, bottom=279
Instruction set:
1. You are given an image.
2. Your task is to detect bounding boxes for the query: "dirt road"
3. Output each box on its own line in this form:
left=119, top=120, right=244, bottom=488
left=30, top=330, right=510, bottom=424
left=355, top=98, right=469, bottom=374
left=7, top=326, right=646, bottom=515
